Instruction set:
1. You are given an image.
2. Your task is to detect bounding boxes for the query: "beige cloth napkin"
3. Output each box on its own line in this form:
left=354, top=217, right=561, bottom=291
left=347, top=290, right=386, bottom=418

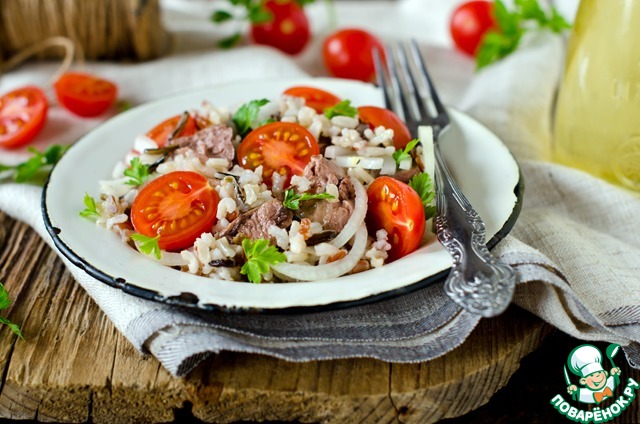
left=458, top=32, right=640, bottom=366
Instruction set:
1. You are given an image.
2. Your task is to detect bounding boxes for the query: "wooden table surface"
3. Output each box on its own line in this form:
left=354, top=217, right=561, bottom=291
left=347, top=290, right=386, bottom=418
left=0, top=210, right=579, bottom=423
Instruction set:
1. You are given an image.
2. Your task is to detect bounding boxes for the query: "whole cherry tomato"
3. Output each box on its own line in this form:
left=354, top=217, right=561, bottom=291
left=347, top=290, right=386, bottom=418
left=237, top=121, right=319, bottom=187
left=0, top=86, right=48, bottom=149
left=130, top=171, right=219, bottom=251
left=322, top=28, right=385, bottom=82
left=251, top=0, right=310, bottom=55
left=283, top=86, right=341, bottom=113
left=450, top=0, right=496, bottom=56
left=146, top=114, right=198, bottom=147
left=357, top=106, right=412, bottom=149
left=54, top=72, right=117, bottom=117
left=366, top=176, right=425, bottom=262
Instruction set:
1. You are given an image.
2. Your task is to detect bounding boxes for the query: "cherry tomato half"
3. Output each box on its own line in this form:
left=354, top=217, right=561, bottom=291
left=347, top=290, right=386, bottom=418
left=366, top=176, right=425, bottom=262
left=283, top=86, right=341, bottom=113
left=322, top=28, right=385, bottom=82
left=357, top=106, right=412, bottom=149
left=146, top=114, right=198, bottom=147
left=130, top=171, right=219, bottom=251
left=238, top=121, right=319, bottom=187
left=54, top=72, right=117, bottom=117
left=251, top=0, right=310, bottom=55
left=450, top=0, right=496, bottom=56
left=0, top=86, right=48, bottom=149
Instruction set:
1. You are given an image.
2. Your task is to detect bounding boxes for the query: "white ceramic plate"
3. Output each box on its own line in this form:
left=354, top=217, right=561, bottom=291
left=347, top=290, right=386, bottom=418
left=42, top=77, right=522, bottom=313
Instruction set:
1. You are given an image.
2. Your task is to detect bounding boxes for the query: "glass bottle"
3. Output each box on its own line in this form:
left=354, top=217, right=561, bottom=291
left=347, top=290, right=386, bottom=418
left=554, top=0, right=640, bottom=191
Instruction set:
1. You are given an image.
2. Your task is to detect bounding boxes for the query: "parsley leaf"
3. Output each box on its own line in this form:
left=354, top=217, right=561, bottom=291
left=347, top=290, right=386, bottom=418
left=211, top=10, right=234, bottom=23
left=124, top=157, right=150, bottom=186
left=324, top=100, right=357, bottom=119
left=116, top=99, right=134, bottom=113
left=79, top=193, right=101, bottom=221
left=409, top=172, right=437, bottom=220
left=476, top=0, right=570, bottom=69
left=131, top=233, right=162, bottom=260
left=0, top=282, right=23, bottom=339
left=218, top=32, right=243, bottom=49
left=392, top=138, right=420, bottom=166
left=0, top=144, right=69, bottom=185
left=241, top=238, right=286, bottom=283
left=232, top=99, right=270, bottom=136
left=283, top=189, right=336, bottom=211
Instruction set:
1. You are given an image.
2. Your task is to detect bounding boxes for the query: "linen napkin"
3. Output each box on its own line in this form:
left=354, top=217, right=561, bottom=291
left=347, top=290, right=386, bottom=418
left=457, top=32, right=640, bottom=366
left=0, top=46, right=482, bottom=377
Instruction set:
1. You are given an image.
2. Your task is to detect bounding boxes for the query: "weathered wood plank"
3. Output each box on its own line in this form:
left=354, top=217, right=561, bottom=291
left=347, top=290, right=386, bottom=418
left=0, top=211, right=551, bottom=423
left=389, top=308, right=549, bottom=424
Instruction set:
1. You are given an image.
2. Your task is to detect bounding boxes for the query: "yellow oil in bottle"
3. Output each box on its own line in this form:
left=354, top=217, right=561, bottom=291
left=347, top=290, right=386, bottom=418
left=554, top=0, right=640, bottom=191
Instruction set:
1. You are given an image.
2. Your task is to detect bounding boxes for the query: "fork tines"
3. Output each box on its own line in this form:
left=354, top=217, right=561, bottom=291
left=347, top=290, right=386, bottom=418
left=373, top=40, right=449, bottom=135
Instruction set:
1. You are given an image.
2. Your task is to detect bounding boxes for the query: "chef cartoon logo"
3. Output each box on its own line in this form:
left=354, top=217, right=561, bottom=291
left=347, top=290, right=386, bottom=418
left=565, top=344, right=621, bottom=404
left=550, top=343, right=640, bottom=423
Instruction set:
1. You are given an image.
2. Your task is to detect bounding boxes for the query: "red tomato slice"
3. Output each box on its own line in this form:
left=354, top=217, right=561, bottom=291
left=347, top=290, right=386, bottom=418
left=283, top=86, right=341, bottom=113
left=450, top=0, right=496, bottom=56
left=130, top=171, right=219, bottom=251
left=238, top=122, right=319, bottom=187
left=54, top=72, right=117, bottom=117
left=357, top=106, right=412, bottom=149
left=146, top=114, right=197, bottom=147
left=250, top=0, right=310, bottom=55
left=366, top=176, right=425, bottom=262
left=0, top=86, right=48, bottom=149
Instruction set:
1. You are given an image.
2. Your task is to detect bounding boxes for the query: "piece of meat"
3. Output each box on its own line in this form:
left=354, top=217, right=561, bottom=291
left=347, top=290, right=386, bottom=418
left=297, top=155, right=356, bottom=233
left=220, top=199, right=292, bottom=245
left=303, top=155, right=345, bottom=189
left=170, top=125, right=235, bottom=165
left=392, top=167, right=421, bottom=184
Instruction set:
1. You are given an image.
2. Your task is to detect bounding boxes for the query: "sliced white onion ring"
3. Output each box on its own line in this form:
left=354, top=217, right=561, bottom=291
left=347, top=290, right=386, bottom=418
left=330, top=177, right=367, bottom=248
left=273, top=224, right=367, bottom=281
left=418, top=126, right=435, bottom=178
left=398, top=157, right=412, bottom=170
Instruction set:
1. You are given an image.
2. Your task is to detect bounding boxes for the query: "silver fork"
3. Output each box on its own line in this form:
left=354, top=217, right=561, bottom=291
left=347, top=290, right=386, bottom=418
left=374, top=40, right=516, bottom=318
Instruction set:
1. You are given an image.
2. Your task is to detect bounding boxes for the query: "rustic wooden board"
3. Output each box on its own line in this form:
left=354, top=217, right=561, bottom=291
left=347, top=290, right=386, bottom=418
left=0, top=211, right=551, bottom=423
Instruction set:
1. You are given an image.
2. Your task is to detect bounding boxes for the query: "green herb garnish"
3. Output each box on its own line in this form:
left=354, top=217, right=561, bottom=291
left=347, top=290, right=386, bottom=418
left=232, top=99, right=270, bottom=137
left=116, top=100, right=134, bottom=113
left=0, top=282, right=23, bottom=339
left=409, top=172, right=437, bottom=220
left=240, top=238, right=286, bottom=284
left=131, top=233, right=162, bottom=260
left=392, top=138, right=420, bottom=166
left=79, top=193, right=101, bottom=221
left=124, top=157, right=150, bottom=186
left=324, top=100, right=357, bottom=119
left=476, top=0, right=571, bottom=69
left=283, top=189, right=336, bottom=211
left=0, top=144, right=69, bottom=185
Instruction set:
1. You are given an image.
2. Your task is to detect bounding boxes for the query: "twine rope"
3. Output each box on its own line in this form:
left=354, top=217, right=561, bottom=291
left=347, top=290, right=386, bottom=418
left=0, top=36, right=82, bottom=87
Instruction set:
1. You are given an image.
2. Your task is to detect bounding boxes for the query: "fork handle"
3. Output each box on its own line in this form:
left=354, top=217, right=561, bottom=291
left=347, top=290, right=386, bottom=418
left=433, top=144, right=516, bottom=318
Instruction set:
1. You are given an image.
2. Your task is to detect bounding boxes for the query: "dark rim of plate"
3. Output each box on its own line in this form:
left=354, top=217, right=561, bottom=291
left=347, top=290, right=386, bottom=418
left=41, top=104, right=524, bottom=316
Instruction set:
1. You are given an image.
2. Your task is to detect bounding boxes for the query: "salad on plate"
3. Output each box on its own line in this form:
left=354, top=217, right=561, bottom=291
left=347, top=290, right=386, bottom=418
left=81, top=86, right=437, bottom=284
